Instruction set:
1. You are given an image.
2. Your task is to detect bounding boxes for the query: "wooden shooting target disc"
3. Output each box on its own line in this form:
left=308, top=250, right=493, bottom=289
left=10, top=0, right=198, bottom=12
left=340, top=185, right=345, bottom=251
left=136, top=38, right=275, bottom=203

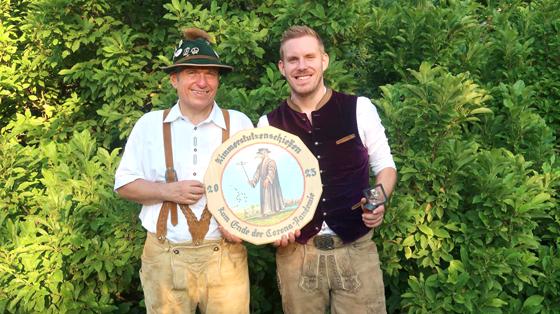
left=204, top=126, right=322, bottom=245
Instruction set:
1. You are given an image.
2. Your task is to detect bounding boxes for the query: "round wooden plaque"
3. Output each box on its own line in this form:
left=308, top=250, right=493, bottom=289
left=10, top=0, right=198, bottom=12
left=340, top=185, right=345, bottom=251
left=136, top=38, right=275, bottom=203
left=204, top=126, right=322, bottom=245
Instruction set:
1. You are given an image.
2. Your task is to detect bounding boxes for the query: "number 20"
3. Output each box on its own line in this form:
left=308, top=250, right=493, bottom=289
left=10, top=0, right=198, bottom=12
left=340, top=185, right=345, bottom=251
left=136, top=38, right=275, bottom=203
left=207, top=184, right=219, bottom=193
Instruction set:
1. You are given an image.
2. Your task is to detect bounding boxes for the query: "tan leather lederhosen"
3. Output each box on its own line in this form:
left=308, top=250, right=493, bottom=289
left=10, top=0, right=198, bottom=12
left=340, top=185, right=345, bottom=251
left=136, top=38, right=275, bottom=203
left=155, top=108, right=230, bottom=245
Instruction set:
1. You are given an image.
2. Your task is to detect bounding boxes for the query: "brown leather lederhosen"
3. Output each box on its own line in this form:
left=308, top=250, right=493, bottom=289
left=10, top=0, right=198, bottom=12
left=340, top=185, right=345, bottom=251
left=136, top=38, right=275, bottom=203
left=155, top=108, right=230, bottom=245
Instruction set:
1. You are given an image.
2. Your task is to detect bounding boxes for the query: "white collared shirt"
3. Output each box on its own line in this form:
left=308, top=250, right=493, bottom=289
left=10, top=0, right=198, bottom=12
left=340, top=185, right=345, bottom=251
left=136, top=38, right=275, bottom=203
left=115, top=102, right=254, bottom=243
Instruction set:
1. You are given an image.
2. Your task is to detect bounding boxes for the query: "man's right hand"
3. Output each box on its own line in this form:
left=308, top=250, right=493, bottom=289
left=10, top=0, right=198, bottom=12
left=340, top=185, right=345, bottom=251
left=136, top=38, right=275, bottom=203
left=162, top=180, right=205, bottom=205
left=273, top=230, right=301, bottom=247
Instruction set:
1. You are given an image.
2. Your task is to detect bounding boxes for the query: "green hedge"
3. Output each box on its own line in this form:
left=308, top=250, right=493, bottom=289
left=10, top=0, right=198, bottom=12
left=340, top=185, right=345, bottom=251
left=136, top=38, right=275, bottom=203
left=1, top=0, right=558, bottom=313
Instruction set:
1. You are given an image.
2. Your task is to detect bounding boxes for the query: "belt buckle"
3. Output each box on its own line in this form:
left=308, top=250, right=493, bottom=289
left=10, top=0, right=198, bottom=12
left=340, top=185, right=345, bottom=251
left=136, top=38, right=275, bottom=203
left=313, top=235, right=335, bottom=250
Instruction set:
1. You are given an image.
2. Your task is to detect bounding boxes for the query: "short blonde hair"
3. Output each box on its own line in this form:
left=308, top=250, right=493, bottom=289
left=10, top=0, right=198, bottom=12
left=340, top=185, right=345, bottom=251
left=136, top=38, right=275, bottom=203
left=279, top=25, right=325, bottom=58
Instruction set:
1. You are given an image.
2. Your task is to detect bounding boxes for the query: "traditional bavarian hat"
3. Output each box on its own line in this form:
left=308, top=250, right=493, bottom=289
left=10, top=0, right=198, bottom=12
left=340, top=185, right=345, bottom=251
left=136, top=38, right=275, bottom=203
left=161, top=27, right=233, bottom=74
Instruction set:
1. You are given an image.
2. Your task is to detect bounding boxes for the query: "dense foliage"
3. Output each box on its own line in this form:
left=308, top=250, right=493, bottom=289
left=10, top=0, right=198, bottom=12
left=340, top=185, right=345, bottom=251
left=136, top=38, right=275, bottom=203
left=1, top=0, right=558, bottom=313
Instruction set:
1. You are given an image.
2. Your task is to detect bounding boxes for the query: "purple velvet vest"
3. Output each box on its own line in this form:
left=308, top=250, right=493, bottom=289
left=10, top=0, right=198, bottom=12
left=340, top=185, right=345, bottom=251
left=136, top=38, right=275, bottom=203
left=267, top=90, right=370, bottom=243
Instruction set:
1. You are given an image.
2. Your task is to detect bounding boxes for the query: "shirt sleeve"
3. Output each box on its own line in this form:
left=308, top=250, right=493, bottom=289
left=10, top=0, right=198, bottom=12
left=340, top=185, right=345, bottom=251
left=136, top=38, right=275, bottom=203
left=238, top=112, right=255, bottom=131
left=356, top=97, right=396, bottom=175
left=114, top=114, right=150, bottom=191
left=256, top=115, right=269, bottom=127
left=228, top=110, right=255, bottom=133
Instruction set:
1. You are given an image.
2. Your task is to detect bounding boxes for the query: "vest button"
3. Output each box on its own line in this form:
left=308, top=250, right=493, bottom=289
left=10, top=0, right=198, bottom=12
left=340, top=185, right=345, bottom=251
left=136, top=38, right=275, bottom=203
left=213, top=246, right=220, bottom=252
left=314, top=141, right=319, bottom=146
left=173, top=249, right=179, bottom=254
left=315, top=227, right=320, bottom=231
left=323, top=212, right=327, bottom=216
left=317, top=155, right=321, bottom=159
left=308, top=130, right=312, bottom=134
left=322, top=198, right=326, bottom=202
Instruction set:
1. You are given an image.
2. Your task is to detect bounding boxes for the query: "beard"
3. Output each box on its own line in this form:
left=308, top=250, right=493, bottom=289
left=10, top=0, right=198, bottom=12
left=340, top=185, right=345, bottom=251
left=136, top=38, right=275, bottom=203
left=288, top=74, right=324, bottom=98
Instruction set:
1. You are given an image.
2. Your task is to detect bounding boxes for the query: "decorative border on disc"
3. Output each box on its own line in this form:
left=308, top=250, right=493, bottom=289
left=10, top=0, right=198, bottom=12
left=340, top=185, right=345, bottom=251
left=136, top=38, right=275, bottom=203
left=205, top=126, right=322, bottom=245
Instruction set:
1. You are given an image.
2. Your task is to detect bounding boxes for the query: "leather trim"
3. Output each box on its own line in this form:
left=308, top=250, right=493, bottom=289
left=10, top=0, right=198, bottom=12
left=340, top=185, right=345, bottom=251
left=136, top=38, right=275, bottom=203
left=336, top=133, right=356, bottom=145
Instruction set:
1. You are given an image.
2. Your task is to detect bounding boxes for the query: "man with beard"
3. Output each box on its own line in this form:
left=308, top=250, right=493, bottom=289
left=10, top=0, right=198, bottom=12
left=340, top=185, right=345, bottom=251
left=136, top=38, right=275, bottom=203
left=257, top=25, right=397, bottom=314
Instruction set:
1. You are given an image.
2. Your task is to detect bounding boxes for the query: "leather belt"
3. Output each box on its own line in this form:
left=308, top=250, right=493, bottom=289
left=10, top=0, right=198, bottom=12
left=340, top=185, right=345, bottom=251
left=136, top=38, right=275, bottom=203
left=311, top=234, right=344, bottom=250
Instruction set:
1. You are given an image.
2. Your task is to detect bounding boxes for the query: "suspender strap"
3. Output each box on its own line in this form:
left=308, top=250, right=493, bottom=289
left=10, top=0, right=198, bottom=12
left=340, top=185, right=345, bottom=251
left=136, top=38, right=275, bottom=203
left=222, top=109, right=230, bottom=142
left=156, top=109, right=178, bottom=241
left=155, top=108, right=231, bottom=244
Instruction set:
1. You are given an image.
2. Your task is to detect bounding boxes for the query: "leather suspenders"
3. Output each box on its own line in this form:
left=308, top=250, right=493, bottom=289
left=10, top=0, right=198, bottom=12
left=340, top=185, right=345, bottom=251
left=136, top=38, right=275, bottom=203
left=155, top=108, right=231, bottom=245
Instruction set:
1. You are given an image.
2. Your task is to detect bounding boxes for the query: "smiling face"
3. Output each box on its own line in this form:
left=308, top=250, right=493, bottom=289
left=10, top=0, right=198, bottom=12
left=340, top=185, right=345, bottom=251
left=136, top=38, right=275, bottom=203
left=170, top=66, right=219, bottom=114
left=278, top=35, right=329, bottom=99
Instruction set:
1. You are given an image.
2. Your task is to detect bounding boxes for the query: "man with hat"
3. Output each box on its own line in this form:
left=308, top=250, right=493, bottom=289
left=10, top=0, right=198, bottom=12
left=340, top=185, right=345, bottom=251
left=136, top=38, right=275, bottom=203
left=257, top=25, right=397, bottom=313
left=114, top=27, right=253, bottom=313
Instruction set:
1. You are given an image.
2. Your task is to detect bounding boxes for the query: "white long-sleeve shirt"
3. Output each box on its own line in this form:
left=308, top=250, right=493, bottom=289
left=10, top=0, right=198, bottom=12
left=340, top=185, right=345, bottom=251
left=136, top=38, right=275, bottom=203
left=114, top=102, right=254, bottom=243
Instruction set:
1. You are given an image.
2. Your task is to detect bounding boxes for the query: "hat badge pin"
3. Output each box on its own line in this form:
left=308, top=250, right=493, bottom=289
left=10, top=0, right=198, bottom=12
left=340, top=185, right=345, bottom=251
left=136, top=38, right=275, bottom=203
left=182, top=47, right=191, bottom=56
left=174, top=48, right=183, bottom=58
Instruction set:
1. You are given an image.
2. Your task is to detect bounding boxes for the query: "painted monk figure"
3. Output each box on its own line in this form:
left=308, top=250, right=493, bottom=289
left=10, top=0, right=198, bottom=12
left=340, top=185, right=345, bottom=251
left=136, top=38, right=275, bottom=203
left=249, top=148, right=285, bottom=217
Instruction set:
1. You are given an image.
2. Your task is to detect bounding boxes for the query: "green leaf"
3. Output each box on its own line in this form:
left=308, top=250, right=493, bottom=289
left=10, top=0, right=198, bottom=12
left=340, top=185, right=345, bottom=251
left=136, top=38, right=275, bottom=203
left=487, top=298, right=507, bottom=307
left=518, top=193, right=551, bottom=213
left=522, top=295, right=544, bottom=309
left=71, top=41, right=80, bottom=52
left=52, top=269, right=64, bottom=283
left=469, top=107, right=493, bottom=115
left=402, top=235, right=415, bottom=246
left=448, top=260, right=464, bottom=273
left=404, top=247, right=412, bottom=259
left=418, top=225, right=434, bottom=237
left=433, top=227, right=450, bottom=238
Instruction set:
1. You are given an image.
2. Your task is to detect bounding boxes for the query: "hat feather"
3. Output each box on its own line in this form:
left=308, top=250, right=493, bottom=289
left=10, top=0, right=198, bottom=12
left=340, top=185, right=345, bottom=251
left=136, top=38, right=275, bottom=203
left=182, top=27, right=212, bottom=42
